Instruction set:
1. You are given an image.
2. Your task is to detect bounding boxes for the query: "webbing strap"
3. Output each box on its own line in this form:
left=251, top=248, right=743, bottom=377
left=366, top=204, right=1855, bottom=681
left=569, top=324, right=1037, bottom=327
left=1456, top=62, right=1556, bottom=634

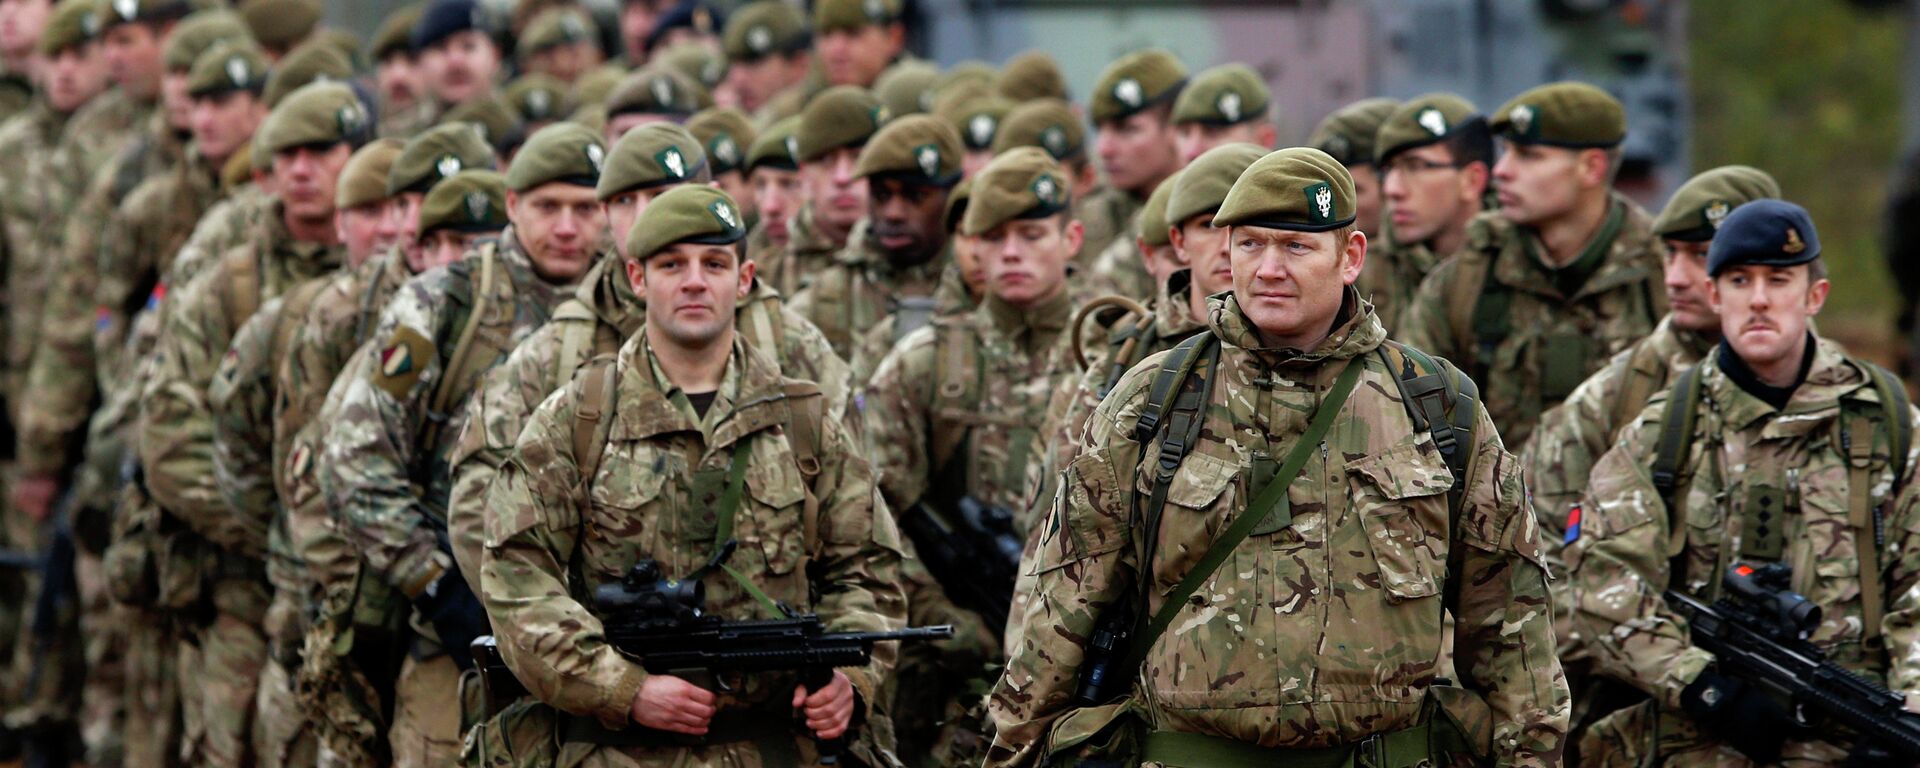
left=1123, top=358, right=1363, bottom=675
left=710, top=443, right=780, bottom=615
left=571, top=358, right=616, bottom=480
left=552, top=301, right=597, bottom=382
left=1847, top=362, right=1909, bottom=651
left=426, top=245, right=497, bottom=453
left=1652, top=364, right=1704, bottom=561
left=1131, top=332, right=1216, bottom=445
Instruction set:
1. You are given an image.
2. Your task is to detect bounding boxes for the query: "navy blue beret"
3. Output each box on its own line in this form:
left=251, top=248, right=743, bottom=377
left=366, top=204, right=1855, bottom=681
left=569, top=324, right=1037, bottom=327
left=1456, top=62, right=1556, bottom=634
left=411, top=0, right=489, bottom=53
left=1706, top=199, right=1821, bottom=277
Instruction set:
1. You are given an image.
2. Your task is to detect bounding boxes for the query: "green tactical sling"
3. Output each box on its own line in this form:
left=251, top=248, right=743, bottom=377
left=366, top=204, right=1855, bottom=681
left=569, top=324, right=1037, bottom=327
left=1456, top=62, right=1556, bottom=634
left=1649, top=357, right=1911, bottom=648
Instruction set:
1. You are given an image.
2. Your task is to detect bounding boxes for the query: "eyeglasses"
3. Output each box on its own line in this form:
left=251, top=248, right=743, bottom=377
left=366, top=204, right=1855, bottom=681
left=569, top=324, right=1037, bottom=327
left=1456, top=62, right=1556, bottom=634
left=1384, top=157, right=1465, bottom=177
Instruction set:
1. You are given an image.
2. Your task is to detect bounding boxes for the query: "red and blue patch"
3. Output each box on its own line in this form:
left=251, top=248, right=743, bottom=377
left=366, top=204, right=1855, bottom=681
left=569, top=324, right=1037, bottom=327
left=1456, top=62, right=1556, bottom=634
left=1564, top=504, right=1583, bottom=545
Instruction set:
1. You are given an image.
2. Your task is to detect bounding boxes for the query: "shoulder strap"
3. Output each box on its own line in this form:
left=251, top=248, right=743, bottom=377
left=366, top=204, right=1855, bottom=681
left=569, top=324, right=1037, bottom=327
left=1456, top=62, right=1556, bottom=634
left=1377, top=341, right=1481, bottom=615
left=1844, top=360, right=1910, bottom=652
left=928, top=319, right=983, bottom=478
left=1445, top=254, right=1489, bottom=367
left=425, top=244, right=499, bottom=452
left=1650, top=362, right=1707, bottom=568
left=570, top=355, right=618, bottom=483
left=551, top=300, right=598, bottom=383
left=1130, top=331, right=1220, bottom=624
left=1864, top=362, right=1912, bottom=484
left=220, top=245, right=262, bottom=326
left=780, top=381, right=827, bottom=559
left=1613, top=340, right=1669, bottom=431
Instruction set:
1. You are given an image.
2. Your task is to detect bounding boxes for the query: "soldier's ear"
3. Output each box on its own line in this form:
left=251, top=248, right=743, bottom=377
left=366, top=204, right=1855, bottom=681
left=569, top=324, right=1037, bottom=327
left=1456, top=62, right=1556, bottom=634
left=1806, top=275, right=1830, bottom=317
left=1341, top=229, right=1367, bottom=286
left=625, top=255, right=646, bottom=294
left=736, top=257, right=755, bottom=300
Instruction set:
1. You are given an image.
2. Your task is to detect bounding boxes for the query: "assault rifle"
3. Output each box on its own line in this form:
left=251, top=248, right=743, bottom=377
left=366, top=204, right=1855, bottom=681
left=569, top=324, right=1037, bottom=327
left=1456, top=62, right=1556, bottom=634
left=899, top=495, right=1022, bottom=635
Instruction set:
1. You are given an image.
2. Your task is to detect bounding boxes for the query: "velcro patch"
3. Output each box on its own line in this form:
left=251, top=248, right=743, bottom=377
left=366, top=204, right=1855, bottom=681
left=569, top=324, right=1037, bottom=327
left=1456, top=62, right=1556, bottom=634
left=373, top=325, right=435, bottom=399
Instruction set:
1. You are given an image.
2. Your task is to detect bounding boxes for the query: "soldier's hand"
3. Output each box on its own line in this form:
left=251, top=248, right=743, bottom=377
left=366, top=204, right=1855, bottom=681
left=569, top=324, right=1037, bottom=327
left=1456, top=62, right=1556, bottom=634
left=631, top=674, right=716, bottom=735
left=792, top=670, right=855, bottom=740
left=13, top=475, right=58, bottom=522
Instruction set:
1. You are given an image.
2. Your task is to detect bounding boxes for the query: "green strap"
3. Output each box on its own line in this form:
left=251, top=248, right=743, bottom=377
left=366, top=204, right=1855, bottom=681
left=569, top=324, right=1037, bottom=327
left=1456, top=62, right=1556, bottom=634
left=1141, top=718, right=1446, bottom=768
left=1125, top=358, right=1365, bottom=673
left=711, top=443, right=781, bottom=616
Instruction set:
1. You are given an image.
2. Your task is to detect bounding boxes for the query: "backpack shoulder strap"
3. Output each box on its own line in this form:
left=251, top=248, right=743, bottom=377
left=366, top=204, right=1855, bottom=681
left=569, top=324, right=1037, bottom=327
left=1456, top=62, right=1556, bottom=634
left=1130, top=331, right=1221, bottom=604
left=779, top=379, right=827, bottom=558
left=1377, top=340, right=1481, bottom=614
left=570, top=354, right=619, bottom=483
left=551, top=299, right=597, bottom=383
left=425, top=244, right=499, bottom=452
left=928, top=317, right=983, bottom=477
left=219, top=244, right=262, bottom=326
left=1612, top=339, right=1670, bottom=434
left=1862, top=361, right=1912, bottom=484
left=1843, top=359, right=1911, bottom=651
left=1650, top=362, right=1708, bottom=567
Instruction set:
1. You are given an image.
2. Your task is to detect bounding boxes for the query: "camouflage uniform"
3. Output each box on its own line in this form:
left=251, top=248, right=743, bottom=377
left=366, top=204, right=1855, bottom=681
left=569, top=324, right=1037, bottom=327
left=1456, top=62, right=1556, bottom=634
left=1356, top=219, right=1444, bottom=335
left=789, top=237, right=948, bottom=376
left=170, top=185, right=274, bottom=286
left=987, top=292, right=1569, bottom=766
left=1075, top=184, right=1137, bottom=278
left=1395, top=195, right=1665, bottom=450
left=473, top=332, right=907, bottom=766
left=852, top=265, right=975, bottom=384
left=1567, top=337, right=1920, bottom=765
left=320, top=228, right=588, bottom=767
left=760, top=204, right=846, bottom=297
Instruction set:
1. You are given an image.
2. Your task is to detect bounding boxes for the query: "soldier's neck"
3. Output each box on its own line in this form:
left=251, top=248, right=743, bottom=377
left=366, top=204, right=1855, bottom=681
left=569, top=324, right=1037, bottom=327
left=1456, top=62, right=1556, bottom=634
left=1, top=52, right=30, bottom=75
left=1431, top=206, right=1480, bottom=257
left=649, top=325, right=733, bottom=394
left=1534, top=192, right=1612, bottom=268
left=284, top=213, right=338, bottom=246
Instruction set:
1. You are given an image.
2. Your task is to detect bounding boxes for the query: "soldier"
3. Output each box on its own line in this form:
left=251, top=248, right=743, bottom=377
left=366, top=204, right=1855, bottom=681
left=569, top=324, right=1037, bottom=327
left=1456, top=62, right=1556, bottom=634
left=1366, top=93, right=1492, bottom=331
left=415, top=168, right=509, bottom=266
left=333, top=137, right=408, bottom=265
left=762, top=86, right=884, bottom=297
left=687, top=106, right=759, bottom=227
left=411, top=0, right=502, bottom=113
left=1307, top=96, right=1398, bottom=238
left=234, top=0, right=317, bottom=59
left=993, top=99, right=1096, bottom=199
left=994, top=49, right=1066, bottom=103
left=814, top=0, right=903, bottom=89
left=745, top=115, right=801, bottom=262
left=139, top=81, right=366, bottom=767
left=516, top=7, right=600, bottom=85
left=941, top=94, right=1011, bottom=180
left=1082, top=49, right=1186, bottom=277
left=987, top=146, right=1568, bottom=767
left=470, top=184, right=905, bottom=765
left=1398, top=82, right=1665, bottom=450
left=722, top=0, right=809, bottom=117
left=319, top=121, right=608, bottom=768
left=371, top=3, right=429, bottom=138
left=1170, top=64, right=1275, bottom=164
left=1567, top=200, right=1920, bottom=766
left=504, top=72, right=573, bottom=133
left=0, top=0, right=48, bottom=114
left=601, top=65, right=704, bottom=141
left=790, top=113, right=961, bottom=373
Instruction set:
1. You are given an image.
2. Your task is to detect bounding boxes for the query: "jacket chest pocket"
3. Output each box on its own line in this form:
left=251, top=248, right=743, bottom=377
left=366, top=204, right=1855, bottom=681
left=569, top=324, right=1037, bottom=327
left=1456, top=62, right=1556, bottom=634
left=583, top=445, right=668, bottom=578
left=740, top=449, right=808, bottom=577
left=1135, top=451, right=1242, bottom=595
left=1346, top=442, right=1454, bottom=603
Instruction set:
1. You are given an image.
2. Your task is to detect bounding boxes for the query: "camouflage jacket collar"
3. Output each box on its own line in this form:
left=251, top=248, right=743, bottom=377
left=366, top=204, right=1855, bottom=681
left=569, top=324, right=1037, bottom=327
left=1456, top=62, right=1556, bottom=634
left=578, top=250, right=644, bottom=337
left=1480, top=192, right=1661, bottom=301
left=1645, top=314, right=1717, bottom=369
left=1154, top=269, right=1206, bottom=341
left=611, top=332, right=793, bottom=451
left=490, top=226, right=589, bottom=310
left=933, top=262, right=976, bottom=316
left=786, top=204, right=847, bottom=257
left=982, top=287, right=1073, bottom=355
left=260, top=199, right=345, bottom=272
left=1702, top=334, right=1868, bottom=437
left=1208, top=286, right=1385, bottom=368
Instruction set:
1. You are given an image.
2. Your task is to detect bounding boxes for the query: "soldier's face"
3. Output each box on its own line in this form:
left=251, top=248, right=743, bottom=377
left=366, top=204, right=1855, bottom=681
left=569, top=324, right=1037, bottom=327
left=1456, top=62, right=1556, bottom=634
left=377, top=52, right=422, bottom=107
left=159, top=70, right=191, bottom=129
left=1348, top=164, right=1382, bottom=237
left=801, top=147, right=867, bottom=239
left=602, top=185, right=673, bottom=257
left=508, top=182, right=605, bottom=282
left=630, top=243, right=752, bottom=348
left=816, top=24, right=900, bottom=88
left=950, top=233, right=985, bottom=299
left=1383, top=144, right=1482, bottom=245
left=1492, top=141, right=1594, bottom=226
left=335, top=203, right=390, bottom=267
left=1170, top=213, right=1232, bottom=298
left=750, top=166, right=801, bottom=244
left=44, top=43, right=110, bottom=113
left=189, top=90, right=266, bottom=165
left=0, top=0, right=50, bottom=60
left=1096, top=110, right=1179, bottom=196
left=272, top=141, right=354, bottom=222
left=101, top=21, right=161, bottom=97
left=425, top=31, right=500, bottom=106
left=1139, top=240, right=1180, bottom=287
left=726, top=52, right=806, bottom=112
left=1174, top=121, right=1274, bottom=165
left=618, top=0, right=663, bottom=61
left=868, top=177, right=947, bottom=265
left=1663, top=238, right=1718, bottom=334
left=420, top=228, right=486, bottom=270
left=530, top=41, right=600, bottom=85
left=1229, top=225, right=1365, bottom=349
left=1709, top=264, right=1828, bottom=376
left=389, top=191, right=427, bottom=268
left=713, top=171, right=754, bottom=221
left=976, top=215, right=1081, bottom=309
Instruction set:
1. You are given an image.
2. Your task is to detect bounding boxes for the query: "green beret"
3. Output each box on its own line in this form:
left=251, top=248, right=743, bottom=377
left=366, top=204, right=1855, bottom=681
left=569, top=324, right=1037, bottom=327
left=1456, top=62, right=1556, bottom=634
left=505, top=74, right=573, bottom=123
left=442, top=97, right=522, bottom=151
left=516, top=7, right=596, bottom=62
left=1137, top=171, right=1179, bottom=247
left=571, top=64, right=627, bottom=107
left=1652, top=165, right=1781, bottom=242
left=1090, top=48, right=1187, bottom=124
left=506, top=122, right=605, bottom=192
left=389, top=122, right=499, bottom=195
left=746, top=115, right=800, bottom=173
left=263, top=40, right=352, bottom=108
left=237, top=0, right=319, bottom=52
left=256, top=81, right=369, bottom=155
left=995, top=50, right=1067, bottom=103
left=606, top=67, right=705, bottom=119
left=336, top=138, right=405, bottom=209
left=40, top=0, right=102, bottom=56
left=1214, top=147, right=1356, bottom=233
left=162, top=9, right=247, bottom=72
left=626, top=185, right=748, bottom=263
left=419, top=169, right=508, bottom=235
left=1172, top=64, right=1269, bottom=127
left=1168, top=142, right=1266, bottom=226
left=813, top=0, right=898, bottom=34
left=98, top=0, right=197, bottom=32
left=991, top=99, right=1084, bottom=162
left=686, top=107, right=756, bottom=175
left=943, top=96, right=1011, bottom=152
left=1307, top=97, right=1398, bottom=168
left=186, top=40, right=268, bottom=98
left=313, top=28, right=364, bottom=67
left=1374, top=93, right=1481, bottom=166
left=1490, top=81, right=1625, bottom=149
left=873, top=60, right=939, bottom=119
left=855, top=114, right=962, bottom=186
left=598, top=122, right=709, bottom=199
left=796, top=86, right=886, bottom=162
left=371, top=3, right=424, bottom=61
left=723, top=0, right=808, bottom=61
left=929, top=78, right=989, bottom=123
left=943, top=177, right=971, bottom=232
left=936, top=61, right=997, bottom=97
left=962, top=147, right=1069, bottom=236
left=657, top=43, right=728, bottom=92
